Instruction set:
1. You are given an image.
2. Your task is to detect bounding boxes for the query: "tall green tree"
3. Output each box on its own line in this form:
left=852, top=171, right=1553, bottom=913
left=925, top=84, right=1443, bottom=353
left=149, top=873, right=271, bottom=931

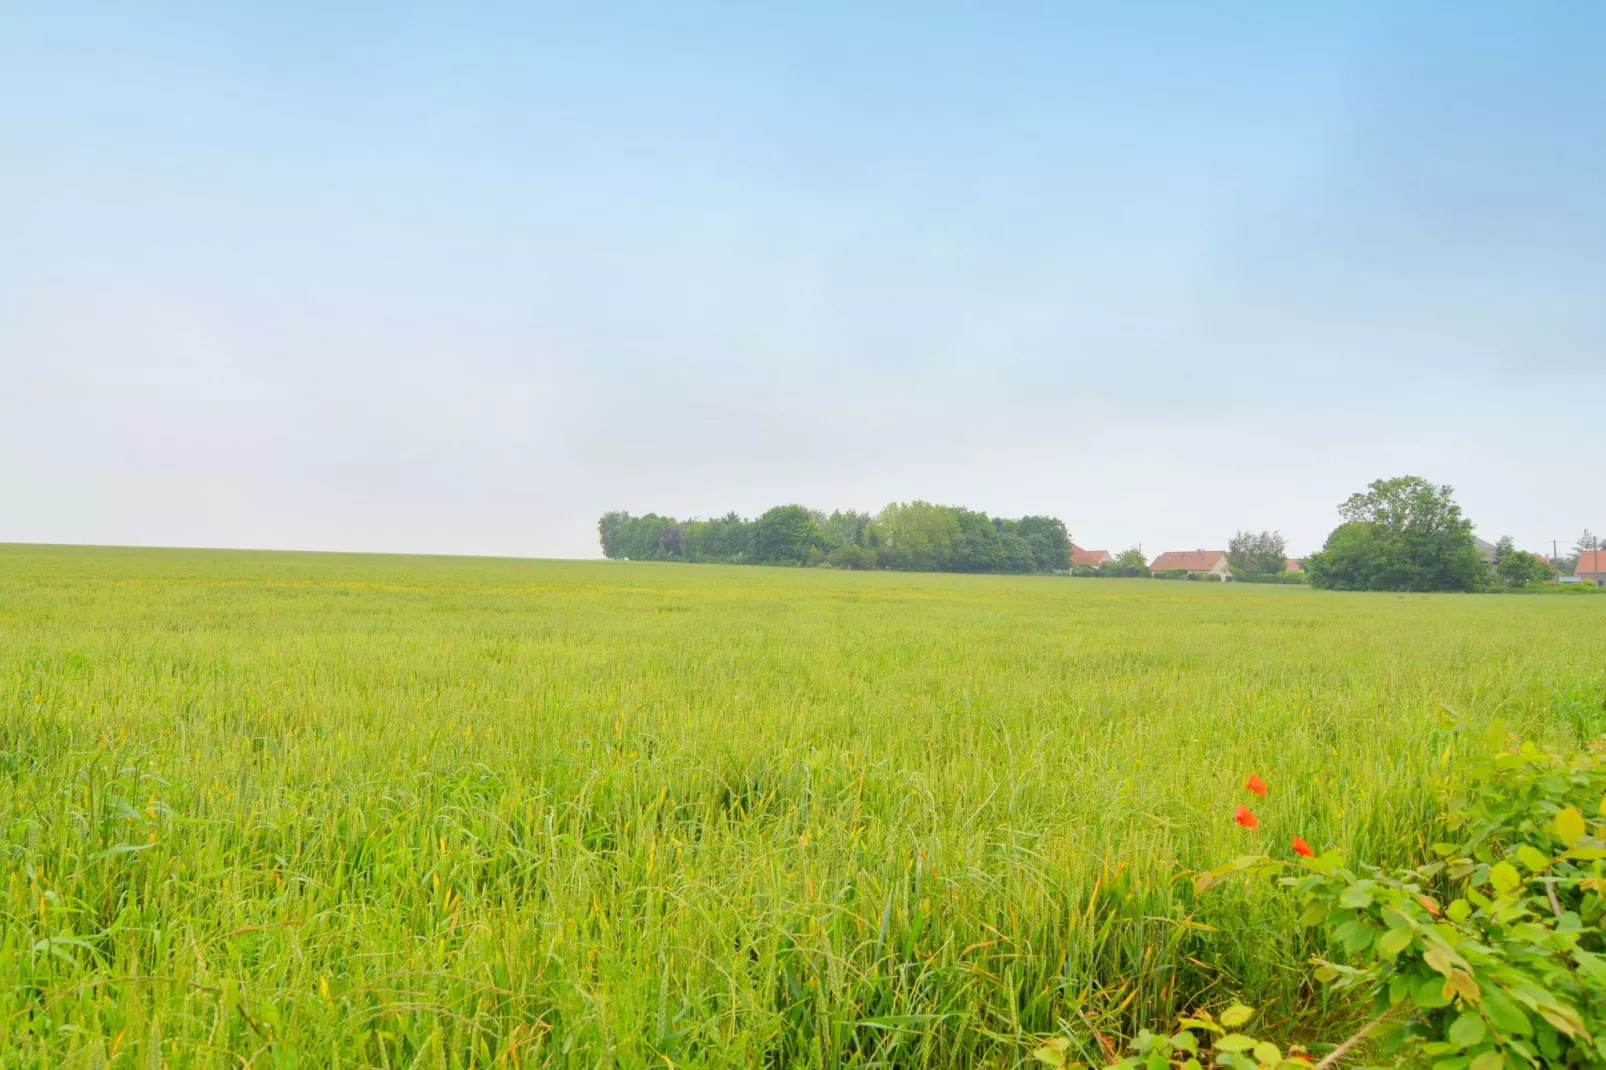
left=1496, top=549, right=1553, bottom=587
left=753, top=505, right=820, bottom=565
left=1227, top=530, right=1287, bottom=576
left=953, top=509, right=1007, bottom=572
left=598, top=511, right=630, bottom=559
left=1304, top=476, right=1486, bottom=592
left=869, top=501, right=963, bottom=571
left=1016, top=515, right=1072, bottom=572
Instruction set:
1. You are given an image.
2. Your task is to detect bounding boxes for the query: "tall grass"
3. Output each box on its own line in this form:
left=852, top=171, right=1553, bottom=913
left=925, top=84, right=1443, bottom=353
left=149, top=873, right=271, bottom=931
left=1, top=544, right=1602, bottom=1066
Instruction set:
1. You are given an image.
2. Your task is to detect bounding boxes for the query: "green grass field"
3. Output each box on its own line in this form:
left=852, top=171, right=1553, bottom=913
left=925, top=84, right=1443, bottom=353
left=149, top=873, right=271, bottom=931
left=2, top=544, right=1602, bottom=1067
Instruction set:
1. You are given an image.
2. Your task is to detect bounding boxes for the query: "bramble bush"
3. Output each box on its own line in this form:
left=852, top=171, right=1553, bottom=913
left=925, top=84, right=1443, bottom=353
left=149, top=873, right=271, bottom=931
left=1042, top=728, right=1606, bottom=1069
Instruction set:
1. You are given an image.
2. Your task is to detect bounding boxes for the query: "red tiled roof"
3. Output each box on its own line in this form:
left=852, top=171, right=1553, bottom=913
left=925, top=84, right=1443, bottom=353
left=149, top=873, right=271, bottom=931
left=1284, top=557, right=1302, bottom=572
left=1578, top=550, right=1606, bottom=576
left=1070, top=543, right=1112, bottom=566
left=1150, top=549, right=1227, bottom=572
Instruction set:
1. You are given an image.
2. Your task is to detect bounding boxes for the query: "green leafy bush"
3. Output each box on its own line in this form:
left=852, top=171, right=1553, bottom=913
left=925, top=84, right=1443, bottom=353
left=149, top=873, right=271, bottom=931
left=1194, top=732, right=1606, bottom=1068
left=1070, top=732, right=1606, bottom=1070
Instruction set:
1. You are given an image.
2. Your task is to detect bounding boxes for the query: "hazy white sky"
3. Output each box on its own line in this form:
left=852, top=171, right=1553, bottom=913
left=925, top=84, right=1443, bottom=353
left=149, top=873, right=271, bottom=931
left=3, top=4, right=1602, bottom=559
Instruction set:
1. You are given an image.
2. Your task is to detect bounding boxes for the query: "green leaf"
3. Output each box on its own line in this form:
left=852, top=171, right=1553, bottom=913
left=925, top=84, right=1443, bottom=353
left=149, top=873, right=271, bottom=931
left=1414, top=976, right=1452, bottom=1009
left=1252, top=1042, right=1281, bottom=1066
left=1479, top=988, right=1530, bottom=1036
left=1171, top=1032, right=1198, bottom=1053
left=1215, top=1034, right=1256, bottom=1053
left=1343, top=923, right=1376, bottom=954
left=1338, top=883, right=1374, bottom=909
left=1555, top=807, right=1586, bottom=846
left=1445, top=970, right=1480, bottom=1003
left=1178, top=1018, right=1222, bottom=1035
left=1536, top=1005, right=1586, bottom=1039
left=1448, top=1012, right=1485, bottom=1049
left=1297, top=901, right=1328, bottom=926
left=1515, top=845, right=1550, bottom=872
left=1447, top=899, right=1471, bottom=922
left=1488, top=861, right=1522, bottom=895
left=1032, top=1046, right=1066, bottom=1067
left=1376, top=928, right=1412, bottom=960
left=1482, top=720, right=1506, bottom=751
left=1219, top=1004, right=1255, bottom=1029
left=1468, top=1053, right=1502, bottom=1070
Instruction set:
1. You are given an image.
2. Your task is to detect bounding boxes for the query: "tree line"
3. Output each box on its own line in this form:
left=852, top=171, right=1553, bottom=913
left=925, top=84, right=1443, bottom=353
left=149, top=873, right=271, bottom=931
left=598, top=503, right=1072, bottom=573
left=600, top=477, right=1590, bottom=592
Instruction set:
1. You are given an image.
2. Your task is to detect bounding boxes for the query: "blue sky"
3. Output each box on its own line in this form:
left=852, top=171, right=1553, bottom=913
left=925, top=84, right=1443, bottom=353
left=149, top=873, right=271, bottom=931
left=3, top=3, right=1602, bottom=559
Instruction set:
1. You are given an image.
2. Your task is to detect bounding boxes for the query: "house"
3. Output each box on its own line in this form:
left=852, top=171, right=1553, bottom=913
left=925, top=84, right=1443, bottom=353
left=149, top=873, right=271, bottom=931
left=1577, top=550, right=1606, bottom=585
left=1070, top=543, right=1112, bottom=567
left=1474, top=537, right=1498, bottom=565
left=1150, top=549, right=1231, bottom=579
left=1284, top=557, right=1303, bottom=573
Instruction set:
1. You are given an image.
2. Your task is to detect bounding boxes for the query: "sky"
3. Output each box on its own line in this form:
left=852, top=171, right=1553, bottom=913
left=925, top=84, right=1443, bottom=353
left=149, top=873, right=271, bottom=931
left=3, top=3, right=1603, bottom=560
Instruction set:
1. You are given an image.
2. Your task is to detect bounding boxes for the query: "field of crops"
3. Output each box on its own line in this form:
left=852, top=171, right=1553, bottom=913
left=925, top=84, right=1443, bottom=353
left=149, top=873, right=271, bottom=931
left=1, top=544, right=1602, bottom=1067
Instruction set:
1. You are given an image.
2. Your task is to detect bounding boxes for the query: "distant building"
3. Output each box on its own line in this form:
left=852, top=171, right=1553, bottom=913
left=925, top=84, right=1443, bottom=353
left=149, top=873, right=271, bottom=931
left=1577, top=550, right=1606, bottom=585
left=1150, top=549, right=1231, bottom=578
left=1474, top=537, right=1499, bottom=565
left=1070, top=543, right=1113, bottom=567
left=1284, top=557, right=1303, bottom=573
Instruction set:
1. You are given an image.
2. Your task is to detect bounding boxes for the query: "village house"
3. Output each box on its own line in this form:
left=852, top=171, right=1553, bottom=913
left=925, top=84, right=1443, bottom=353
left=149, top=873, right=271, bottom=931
left=1284, top=557, right=1303, bottom=573
left=1149, top=549, right=1232, bottom=579
left=1070, top=543, right=1112, bottom=567
left=1576, top=549, right=1606, bottom=585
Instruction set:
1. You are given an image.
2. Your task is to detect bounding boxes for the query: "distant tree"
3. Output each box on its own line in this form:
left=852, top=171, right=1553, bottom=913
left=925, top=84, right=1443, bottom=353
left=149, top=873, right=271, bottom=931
left=657, top=523, right=684, bottom=558
left=1099, top=547, right=1151, bottom=578
left=1578, top=530, right=1601, bottom=557
left=623, top=514, right=681, bottom=561
left=1304, top=476, right=1486, bottom=592
left=951, top=509, right=1006, bottom=572
left=683, top=514, right=737, bottom=562
left=820, top=510, right=871, bottom=552
left=1000, top=532, right=1038, bottom=573
left=598, top=511, right=630, bottom=559
left=1493, top=535, right=1516, bottom=563
left=1496, top=550, right=1553, bottom=588
left=1017, top=515, right=1073, bottom=572
left=753, top=505, right=820, bottom=565
left=1227, top=530, right=1287, bottom=577
left=870, top=501, right=963, bottom=571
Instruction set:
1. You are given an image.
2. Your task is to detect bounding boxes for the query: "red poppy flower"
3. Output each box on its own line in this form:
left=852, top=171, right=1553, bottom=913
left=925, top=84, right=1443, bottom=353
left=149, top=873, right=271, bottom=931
left=1245, top=774, right=1268, bottom=796
left=1418, top=895, right=1441, bottom=917
left=1292, top=836, right=1314, bottom=858
left=1234, top=805, right=1259, bottom=830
